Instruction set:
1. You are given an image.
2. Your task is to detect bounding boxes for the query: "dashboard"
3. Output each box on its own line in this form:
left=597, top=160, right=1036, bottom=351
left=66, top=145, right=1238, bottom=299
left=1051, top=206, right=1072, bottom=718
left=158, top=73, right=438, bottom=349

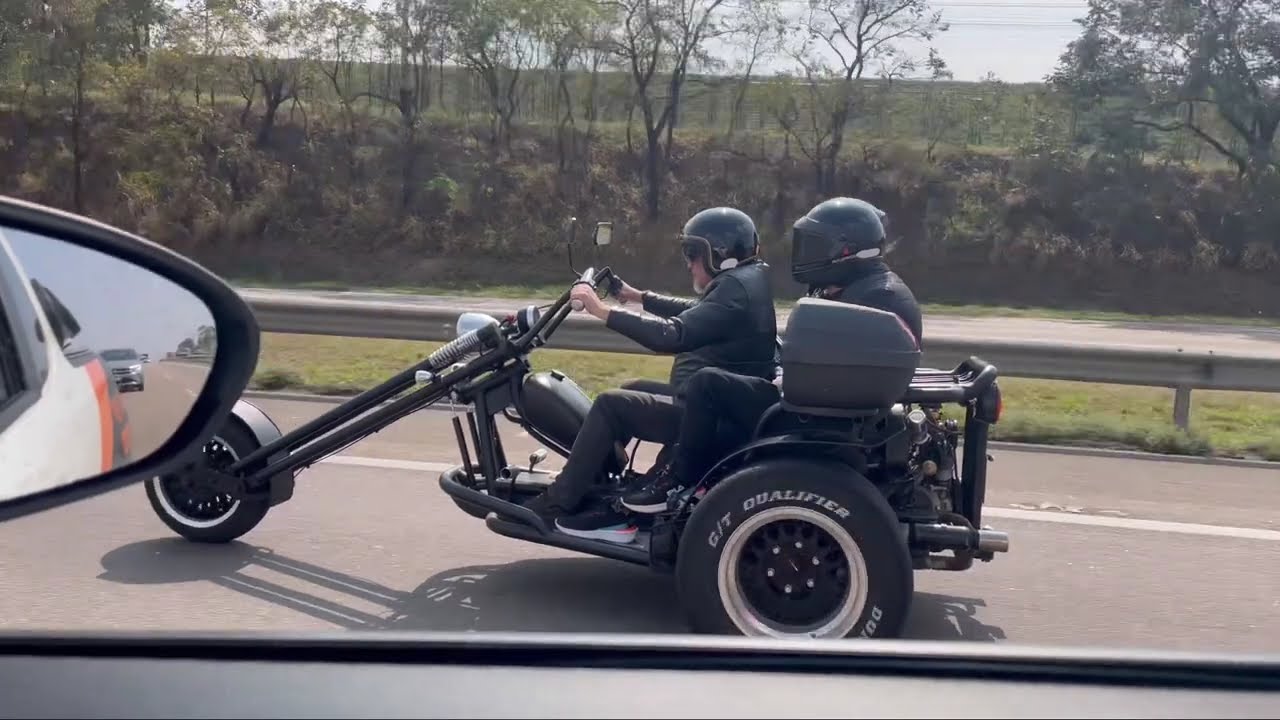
left=1, top=633, right=1277, bottom=718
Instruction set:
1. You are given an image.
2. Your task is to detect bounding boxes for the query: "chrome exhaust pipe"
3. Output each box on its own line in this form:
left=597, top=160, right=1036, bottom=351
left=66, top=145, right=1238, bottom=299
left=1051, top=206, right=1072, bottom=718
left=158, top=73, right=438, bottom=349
left=910, top=523, right=1010, bottom=554
left=977, top=527, right=1010, bottom=554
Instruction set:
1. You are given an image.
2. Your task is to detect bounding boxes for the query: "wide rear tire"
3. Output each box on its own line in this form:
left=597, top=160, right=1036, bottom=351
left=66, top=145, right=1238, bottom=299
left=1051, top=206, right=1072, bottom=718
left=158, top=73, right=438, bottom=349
left=146, top=420, right=271, bottom=543
left=676, top=457, right=913, bottom=639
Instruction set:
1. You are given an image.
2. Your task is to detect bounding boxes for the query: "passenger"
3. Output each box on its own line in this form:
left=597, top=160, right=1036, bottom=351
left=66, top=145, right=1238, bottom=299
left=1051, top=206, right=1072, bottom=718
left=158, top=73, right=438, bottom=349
left=621, top=197, right=923, bottom=514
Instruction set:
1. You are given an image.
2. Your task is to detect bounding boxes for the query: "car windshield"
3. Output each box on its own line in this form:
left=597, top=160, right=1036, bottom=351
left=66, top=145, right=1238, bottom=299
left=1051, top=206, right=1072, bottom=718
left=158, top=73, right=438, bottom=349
left=2, top=0, right=1277, bottom=662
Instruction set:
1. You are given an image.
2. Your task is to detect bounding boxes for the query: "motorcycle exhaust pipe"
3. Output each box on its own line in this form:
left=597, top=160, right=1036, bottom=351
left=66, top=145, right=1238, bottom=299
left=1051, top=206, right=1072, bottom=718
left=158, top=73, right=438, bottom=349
left=910, top=523, right=1010, bottom=554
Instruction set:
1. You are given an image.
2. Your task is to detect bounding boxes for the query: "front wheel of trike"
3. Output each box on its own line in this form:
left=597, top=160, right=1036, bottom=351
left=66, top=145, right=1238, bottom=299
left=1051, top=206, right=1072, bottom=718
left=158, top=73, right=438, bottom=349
left=675, top=458, right=913, bottom=640
left=145, top=420, right=271, bottom=543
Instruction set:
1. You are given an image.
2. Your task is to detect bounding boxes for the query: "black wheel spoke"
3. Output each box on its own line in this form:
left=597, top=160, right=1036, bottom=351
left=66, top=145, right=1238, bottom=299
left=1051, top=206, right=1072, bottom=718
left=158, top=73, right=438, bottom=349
left=159, top=437, right=238, bottom=522
left=736, top=518, right=852, bottom=631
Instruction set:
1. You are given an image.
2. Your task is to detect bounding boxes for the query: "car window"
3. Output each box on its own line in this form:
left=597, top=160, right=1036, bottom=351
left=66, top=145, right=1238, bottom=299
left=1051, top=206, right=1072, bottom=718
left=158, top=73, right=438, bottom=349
left=100, top=349, right=140, bottom=362
left=0, top=297, right=22, bottom=405
left=30, top=279, right=83, bottom=351
left=0, top=236, right=47, bottom=432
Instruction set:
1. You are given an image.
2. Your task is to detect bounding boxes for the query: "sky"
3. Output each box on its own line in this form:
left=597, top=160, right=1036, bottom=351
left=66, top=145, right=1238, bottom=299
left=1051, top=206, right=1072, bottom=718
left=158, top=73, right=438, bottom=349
left=705, top=0, right=1087, bottom=83
left=171, top=0, right=1086, bottom=84
left=1, top=227, right=216, bottom=361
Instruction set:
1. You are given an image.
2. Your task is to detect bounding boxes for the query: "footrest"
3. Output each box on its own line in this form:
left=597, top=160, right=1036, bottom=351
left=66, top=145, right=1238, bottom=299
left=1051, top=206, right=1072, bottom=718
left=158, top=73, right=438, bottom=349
left=439, top=466, right=551, bottom=534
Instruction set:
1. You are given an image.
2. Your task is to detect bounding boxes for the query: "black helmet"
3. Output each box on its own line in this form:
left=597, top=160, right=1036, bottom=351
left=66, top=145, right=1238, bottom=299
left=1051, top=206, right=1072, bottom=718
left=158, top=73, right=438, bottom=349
left=679, top=207, right=760, bottom=276
left=790, top=197, right=888, bottom=287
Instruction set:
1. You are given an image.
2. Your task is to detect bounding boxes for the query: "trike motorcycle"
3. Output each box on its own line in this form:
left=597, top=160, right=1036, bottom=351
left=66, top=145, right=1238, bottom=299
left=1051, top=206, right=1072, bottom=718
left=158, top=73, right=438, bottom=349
left=147, top=224, right=1010, bottom=640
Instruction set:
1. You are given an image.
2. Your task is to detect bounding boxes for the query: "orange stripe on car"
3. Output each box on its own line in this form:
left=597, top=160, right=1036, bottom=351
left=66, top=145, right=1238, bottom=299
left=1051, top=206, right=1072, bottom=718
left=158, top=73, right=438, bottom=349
left=85, top=359, right=115, bottom=471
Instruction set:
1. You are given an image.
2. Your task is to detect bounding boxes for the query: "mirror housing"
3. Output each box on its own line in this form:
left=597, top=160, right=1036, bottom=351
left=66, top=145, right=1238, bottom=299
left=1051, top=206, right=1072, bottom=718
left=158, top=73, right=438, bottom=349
left=0, top=195, right=260, bottom=522
left=456, top=312, right=499, bottom=338
left=592, top=222, right=613, bottom=247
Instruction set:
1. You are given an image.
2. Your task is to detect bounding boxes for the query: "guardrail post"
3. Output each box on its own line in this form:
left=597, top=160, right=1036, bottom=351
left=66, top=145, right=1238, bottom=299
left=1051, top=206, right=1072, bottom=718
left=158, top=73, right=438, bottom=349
left=1173, top=386, right=1192, bottom=430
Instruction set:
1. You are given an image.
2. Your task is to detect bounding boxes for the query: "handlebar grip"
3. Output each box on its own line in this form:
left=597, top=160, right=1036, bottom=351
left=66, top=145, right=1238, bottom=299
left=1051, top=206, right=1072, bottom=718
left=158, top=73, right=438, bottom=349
left=604, top=275, right=623, bottom=298
left=570, top=299, right=585, bottom=312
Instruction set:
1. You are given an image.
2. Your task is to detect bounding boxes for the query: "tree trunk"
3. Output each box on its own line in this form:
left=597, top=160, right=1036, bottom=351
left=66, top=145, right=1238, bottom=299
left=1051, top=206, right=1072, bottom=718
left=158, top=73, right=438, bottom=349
left=71, top=52, right=86, bottom=212
left=644, top=128, right=662, bottom=218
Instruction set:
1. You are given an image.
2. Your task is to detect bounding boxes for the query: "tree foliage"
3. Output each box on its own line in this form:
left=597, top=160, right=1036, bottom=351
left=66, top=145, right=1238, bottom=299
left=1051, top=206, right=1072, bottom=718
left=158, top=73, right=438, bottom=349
left=1051, top=0, right=1280, bottom=178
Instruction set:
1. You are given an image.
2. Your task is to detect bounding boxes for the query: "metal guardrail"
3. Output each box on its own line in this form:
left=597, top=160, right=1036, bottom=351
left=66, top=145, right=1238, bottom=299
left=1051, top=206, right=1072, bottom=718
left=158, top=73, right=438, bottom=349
left=245, top=294, right=1280, bottom=429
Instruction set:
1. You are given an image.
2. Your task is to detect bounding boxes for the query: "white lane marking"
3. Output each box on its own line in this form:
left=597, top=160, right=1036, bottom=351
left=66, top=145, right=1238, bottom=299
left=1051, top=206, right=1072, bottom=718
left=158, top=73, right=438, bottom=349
left=319, top=455, right=1280, bottom=543
left=321, top=455, right=434, bottom=472
left=982, top=507, right=1280, bottom=542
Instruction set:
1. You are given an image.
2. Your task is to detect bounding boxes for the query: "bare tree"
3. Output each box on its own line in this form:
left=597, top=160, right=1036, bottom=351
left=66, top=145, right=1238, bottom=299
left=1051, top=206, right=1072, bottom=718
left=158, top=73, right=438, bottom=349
left=304, top=0, right=372, bottom=174
left=606, top=0, right=730, bottom=217
left=919, top=48, right=961, bottom=161
left=725, top=0, right=784, bottom=138
left=237, top=0, right=310, bottom=145
left=794, top=0, right=947, bottom=192
left=450, top=0, right=540, bottom=151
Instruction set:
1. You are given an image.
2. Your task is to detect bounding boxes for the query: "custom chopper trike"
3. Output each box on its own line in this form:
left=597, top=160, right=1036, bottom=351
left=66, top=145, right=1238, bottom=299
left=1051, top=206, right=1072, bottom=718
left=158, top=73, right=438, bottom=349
left=147, top=224, right=1010, bottom=640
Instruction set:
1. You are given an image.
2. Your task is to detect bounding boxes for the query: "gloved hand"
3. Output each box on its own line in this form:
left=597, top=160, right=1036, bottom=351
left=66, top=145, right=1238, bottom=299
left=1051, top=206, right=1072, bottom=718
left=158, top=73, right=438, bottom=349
left=607, top=275, right=642, bottom=304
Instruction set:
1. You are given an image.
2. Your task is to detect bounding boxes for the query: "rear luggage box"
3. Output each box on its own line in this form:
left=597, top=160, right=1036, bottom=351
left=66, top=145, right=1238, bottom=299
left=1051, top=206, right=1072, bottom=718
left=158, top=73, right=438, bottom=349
left=780, top=298, right=922, bottom=410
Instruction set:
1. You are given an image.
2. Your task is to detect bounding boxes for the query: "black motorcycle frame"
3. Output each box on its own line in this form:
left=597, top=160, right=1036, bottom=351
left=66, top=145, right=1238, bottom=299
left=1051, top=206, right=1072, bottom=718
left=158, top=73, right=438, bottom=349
left=209, top=260, right=1003, bottom=577
left=221, top=268, right=614, bottom=491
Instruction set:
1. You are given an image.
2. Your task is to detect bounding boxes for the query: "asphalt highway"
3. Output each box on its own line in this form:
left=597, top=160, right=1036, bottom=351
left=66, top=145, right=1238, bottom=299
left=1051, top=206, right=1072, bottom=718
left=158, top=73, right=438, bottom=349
left=118, top=360, right=209, bottom=462
left=2, top=393, right=1277, bottom=656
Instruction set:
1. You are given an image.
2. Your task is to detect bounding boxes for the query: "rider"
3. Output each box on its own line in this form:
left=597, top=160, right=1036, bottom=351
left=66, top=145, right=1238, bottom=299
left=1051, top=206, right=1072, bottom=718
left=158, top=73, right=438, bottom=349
left=523, top=207, right=778, bottom=542
left=619, top=197, right=924, bottom=514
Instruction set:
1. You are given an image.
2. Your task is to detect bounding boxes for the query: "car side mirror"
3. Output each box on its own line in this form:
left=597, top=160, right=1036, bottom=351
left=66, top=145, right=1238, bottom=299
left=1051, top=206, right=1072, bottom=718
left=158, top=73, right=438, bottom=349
left=0, top=195, right=259, bottom=521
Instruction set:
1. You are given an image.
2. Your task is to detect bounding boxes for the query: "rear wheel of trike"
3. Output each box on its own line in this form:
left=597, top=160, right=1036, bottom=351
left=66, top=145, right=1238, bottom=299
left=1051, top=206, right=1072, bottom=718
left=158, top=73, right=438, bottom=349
left=676, top=458, right=913, bottom=639
left=146, top=420, right=271, bottom=543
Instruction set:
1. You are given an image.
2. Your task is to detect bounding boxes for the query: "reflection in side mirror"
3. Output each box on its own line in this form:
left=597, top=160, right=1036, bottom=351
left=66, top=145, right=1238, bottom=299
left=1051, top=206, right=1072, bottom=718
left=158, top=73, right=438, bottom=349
left=456, top=311, right=499, bottom=338
left=593, top=222, right=613, bottom=247
left=0, top=225, right=217, bottom=503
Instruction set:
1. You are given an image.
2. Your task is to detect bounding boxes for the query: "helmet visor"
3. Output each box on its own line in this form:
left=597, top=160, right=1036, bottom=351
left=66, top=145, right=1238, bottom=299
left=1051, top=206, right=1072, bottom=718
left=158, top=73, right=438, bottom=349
left=790, top=218, right=838, bottom=272
left=679, top=234, right=713, bottom=264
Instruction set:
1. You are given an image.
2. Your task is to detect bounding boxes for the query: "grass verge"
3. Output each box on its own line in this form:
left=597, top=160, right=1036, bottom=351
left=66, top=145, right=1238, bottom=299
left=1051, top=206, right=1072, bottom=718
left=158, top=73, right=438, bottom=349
left=252, top=333, right=1280, bottom=462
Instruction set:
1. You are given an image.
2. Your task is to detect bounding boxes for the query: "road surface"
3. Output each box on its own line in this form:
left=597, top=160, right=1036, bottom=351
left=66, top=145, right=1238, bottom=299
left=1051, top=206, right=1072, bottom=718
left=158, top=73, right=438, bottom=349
left=118, top=360, right=209, bottom=463
left=240, top=287, right=1280, bottom=356
left=2, top=394, right=1277, bottom=657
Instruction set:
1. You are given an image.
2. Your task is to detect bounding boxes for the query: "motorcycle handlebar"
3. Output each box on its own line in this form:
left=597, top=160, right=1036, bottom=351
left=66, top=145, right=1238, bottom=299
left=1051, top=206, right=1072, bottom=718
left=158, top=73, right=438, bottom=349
left=514, top=266, right=613, bottom=350
left=569, top=266, right=597, bottom=312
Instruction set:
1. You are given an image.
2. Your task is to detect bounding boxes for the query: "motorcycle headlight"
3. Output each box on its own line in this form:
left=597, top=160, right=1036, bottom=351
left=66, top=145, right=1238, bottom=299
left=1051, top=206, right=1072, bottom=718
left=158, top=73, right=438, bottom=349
left=455, top=311, right=499, bottom=338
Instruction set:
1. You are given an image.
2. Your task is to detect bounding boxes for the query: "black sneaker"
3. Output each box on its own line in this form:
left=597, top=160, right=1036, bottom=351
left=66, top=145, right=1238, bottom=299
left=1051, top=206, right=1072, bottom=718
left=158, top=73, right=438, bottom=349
left=621, top=467, right=682, bottom=514
left=555, top=506, right=638, bottom=545
left=520, top=493, right=569, bottom=526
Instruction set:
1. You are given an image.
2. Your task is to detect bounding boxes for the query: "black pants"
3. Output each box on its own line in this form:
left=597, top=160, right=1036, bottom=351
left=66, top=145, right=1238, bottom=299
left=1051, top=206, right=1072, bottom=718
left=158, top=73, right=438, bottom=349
left=673, top=367, right=781, bottom=486
left=544, top=387, right=683, bottom=511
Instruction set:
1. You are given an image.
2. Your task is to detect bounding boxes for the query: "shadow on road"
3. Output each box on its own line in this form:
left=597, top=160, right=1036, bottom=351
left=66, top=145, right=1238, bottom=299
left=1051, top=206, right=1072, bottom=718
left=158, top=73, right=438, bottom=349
left=99, top=538, right=1005, bottom=641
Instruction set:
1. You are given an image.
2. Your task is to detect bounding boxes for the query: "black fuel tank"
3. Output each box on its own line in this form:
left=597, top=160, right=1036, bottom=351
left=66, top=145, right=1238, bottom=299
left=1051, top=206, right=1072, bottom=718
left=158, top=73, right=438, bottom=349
left=519, top=371, right=592, bottom=451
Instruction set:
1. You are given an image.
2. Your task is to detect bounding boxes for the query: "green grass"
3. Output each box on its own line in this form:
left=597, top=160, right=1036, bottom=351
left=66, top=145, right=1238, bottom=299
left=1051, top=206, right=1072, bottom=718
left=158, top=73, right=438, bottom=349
left=252, top=333, right=1280, bottom=462
left=236, top=278, right=1280, bottom=328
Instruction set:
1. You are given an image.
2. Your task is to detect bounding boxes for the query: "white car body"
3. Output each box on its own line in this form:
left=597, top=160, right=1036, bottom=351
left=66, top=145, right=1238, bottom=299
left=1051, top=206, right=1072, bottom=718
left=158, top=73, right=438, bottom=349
left=0, top=231, right=129, bottom=502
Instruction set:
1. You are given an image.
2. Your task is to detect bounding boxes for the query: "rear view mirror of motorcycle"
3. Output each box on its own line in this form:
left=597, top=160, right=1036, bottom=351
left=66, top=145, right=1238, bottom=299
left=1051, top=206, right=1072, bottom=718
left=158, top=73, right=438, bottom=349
left=0, top=195, right=260, bottom=523
left=592, top=222, right=612, bottom=247
left=564, top=216, right=580, bottom=274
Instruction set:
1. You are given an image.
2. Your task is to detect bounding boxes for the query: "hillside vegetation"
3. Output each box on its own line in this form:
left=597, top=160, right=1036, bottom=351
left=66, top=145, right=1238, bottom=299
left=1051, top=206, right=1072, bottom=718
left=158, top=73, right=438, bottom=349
left=1, top=0, right=1277, bottom=315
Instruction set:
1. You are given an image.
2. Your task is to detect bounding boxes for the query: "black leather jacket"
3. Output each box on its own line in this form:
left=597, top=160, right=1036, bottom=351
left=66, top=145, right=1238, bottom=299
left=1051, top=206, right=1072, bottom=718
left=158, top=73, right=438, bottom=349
left=811, top=259, right=923, bottom=346
left=605, top=260, right=778, bottom=398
